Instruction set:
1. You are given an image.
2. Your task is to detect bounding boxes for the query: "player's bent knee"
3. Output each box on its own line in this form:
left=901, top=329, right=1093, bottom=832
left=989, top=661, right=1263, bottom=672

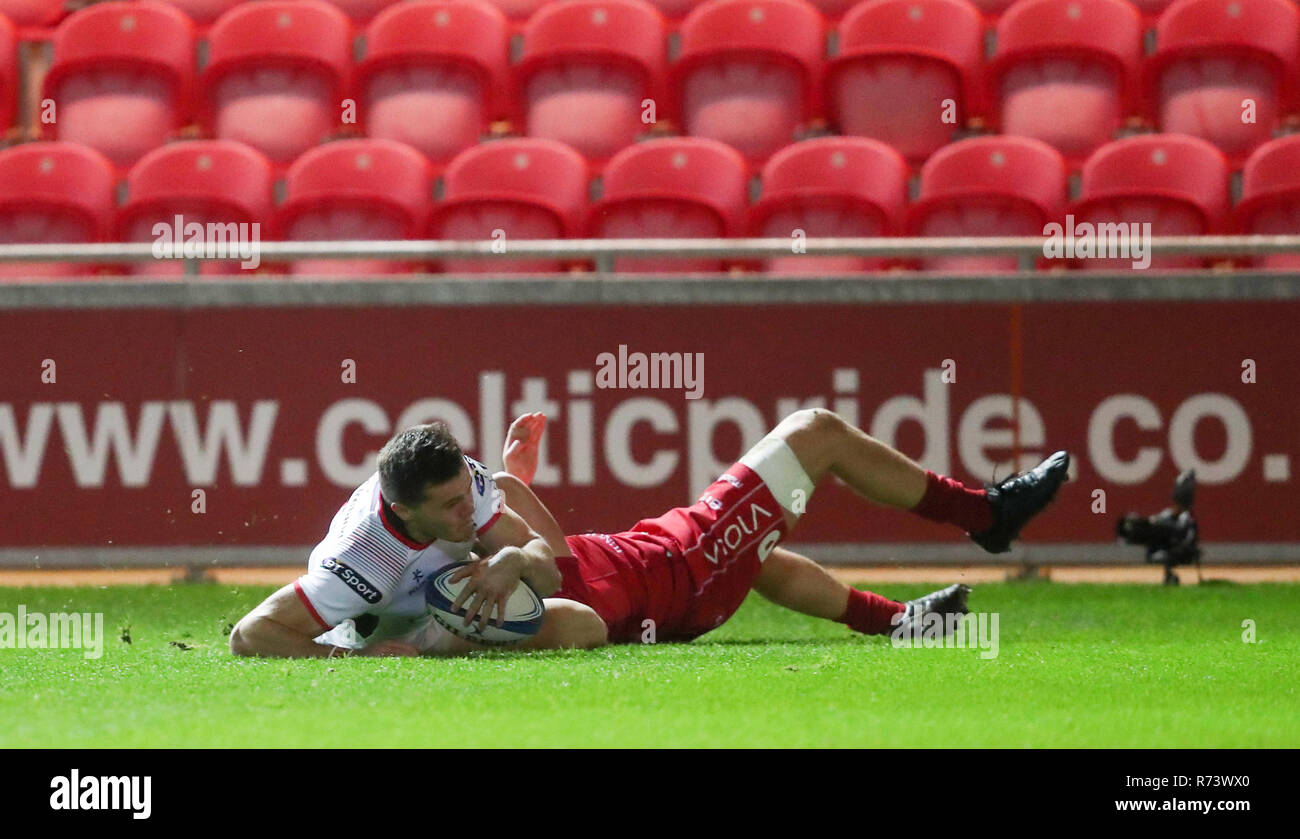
left=765, top=408, right=850, bottom=485
left=769, top=409, right=849, bottom=458
left=784, top=407, right=846, bottom=437
left=533, top=599, right=608, bottom=650
left=228, top=621, right=253, bottom=657
left=577, top=611, right=609, bottom=648
left=565, top=602, right=608, bottom=649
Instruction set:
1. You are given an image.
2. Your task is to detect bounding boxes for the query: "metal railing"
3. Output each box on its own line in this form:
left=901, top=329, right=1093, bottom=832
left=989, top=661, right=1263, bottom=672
left=3, top=235, right=1300, bottom=274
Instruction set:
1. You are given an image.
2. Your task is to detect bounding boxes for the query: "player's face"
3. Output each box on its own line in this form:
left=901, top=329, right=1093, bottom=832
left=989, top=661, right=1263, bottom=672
left=406, top=464, right=477, bottom=544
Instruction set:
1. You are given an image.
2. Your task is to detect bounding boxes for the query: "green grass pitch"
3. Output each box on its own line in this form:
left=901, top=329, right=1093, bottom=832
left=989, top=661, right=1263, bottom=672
left=2, top=581, right=1296, bottom=747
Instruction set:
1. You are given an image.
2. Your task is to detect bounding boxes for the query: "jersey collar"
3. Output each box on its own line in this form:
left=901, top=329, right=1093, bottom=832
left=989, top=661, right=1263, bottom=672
left=377, top=493, right=433, bottom=550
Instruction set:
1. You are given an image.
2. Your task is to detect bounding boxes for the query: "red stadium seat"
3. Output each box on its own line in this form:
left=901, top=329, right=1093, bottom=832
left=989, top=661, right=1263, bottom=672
left=1234, top=135, right=1300, bottom=269
left=153, top=0, right=241, bottom=28
left=278, top=139, right=433, bottom=275
left=514, top=0, right=667, bottom=169
left=967, top=0, right=1017, bottom=19
left=827, top=0, right=984, bottom=165
left=588, top=137, right=749, bottom=272
left=0, top=0, right=64, bottom=32
left=1070, top=134, right=1228, bottom=270
left=201, top=0, right=352, bottom=168
left=989, top=0, right=1142, bottom=166
left=1129, top=0, right=1176, bottom=20
left=358, top=1, right=510, bottom=170
left=117, top=140, right=274, bottom=277
left=0, top=14, right=14, bottom=135
left=644, top=0, right=706, bottom=22
left=673, top=0, right=825, bottom=166
left=0, top=142, right=116, bottom=280
left=429, top=138, right=588, bottom=273
left=42, top=2, right=195, bottom=171
left=481, top=0, right=550, bottom=25
left=804, top=0, right=860, bottom=21
left=1146, top=0, right=1299, bottom=165
left=907, top=135, right=1067, bottom=272
left=317, top=0, right=392, bottom=24
left=749, top=136, right=906, bottom=273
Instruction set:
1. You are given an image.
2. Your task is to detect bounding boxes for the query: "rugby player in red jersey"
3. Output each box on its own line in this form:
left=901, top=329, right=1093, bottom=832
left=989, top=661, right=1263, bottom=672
left=480, top=410, right=1069, bottom=647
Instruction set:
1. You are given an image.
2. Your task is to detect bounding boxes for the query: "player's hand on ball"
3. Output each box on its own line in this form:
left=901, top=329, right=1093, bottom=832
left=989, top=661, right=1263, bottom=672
left=356, top=640, right=421, bottom=657
left=503, top=412, right=547, bottom=486
left=449, top=551, right=524, bottom=629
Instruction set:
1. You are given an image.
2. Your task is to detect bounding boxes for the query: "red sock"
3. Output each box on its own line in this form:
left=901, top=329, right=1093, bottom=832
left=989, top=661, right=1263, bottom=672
left=911, top=470, right=994, bottom=533
left=840, top=588, right=906, bottom=636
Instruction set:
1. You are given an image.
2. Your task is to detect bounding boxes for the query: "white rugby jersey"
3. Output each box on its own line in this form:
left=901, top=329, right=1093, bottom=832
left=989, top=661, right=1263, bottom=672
left=294, top=456, right=503, bottom=648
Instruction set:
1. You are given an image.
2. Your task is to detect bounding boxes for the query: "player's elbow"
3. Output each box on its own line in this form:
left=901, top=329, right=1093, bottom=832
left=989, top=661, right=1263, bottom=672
left=493, top=472, right=524, bottom=494
left=535, top=563, right=563, bottom=598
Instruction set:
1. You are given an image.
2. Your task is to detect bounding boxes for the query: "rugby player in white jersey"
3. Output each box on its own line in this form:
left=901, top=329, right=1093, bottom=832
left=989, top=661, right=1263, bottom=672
left=228, top=424, right=606, bottom=658
left=231, top=406, right=1069, bottom=657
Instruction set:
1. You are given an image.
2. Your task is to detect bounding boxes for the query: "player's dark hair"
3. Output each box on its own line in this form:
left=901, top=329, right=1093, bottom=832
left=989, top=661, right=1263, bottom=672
left=377, top=422, right=465, bottom=507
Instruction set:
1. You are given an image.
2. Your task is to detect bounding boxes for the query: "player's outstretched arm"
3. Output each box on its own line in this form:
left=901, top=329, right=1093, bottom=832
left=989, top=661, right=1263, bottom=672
left=230, top=585, right=418, bottom=658
left=502, top=411, right=547, bottom=487
left=496, top=411, right=570, bottom=558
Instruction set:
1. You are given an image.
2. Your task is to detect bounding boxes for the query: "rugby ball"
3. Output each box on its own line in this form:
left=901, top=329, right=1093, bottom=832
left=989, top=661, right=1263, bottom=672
left=424, top=561, right=545, bottom=645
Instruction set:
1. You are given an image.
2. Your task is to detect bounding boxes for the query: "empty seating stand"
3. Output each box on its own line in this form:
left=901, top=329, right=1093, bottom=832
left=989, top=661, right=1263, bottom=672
left=201, top=0, right=352, bottom=169
left=966, top=0, right=1017, bottom=20
left=989, top=0, right=1143, bottom=166
left=514, top=0, right=667, bottom=169
left=153, top=0, right=241, bottom=29
left=674, top=0, right=825, bottom=167
left=588, top=136, right=749, bottom=272
left=0, top=13, right=14, bottom=136
left=1071, top=134, right=1229, bottom=270
left=42, top=2, right=196, bottom=171
left=749, top=136, right=907, bottom=273
left=1146, top=0, right=1300, bottom=166
left=276, top=139, right=433, bottom=275
left=429, top=138, right=589, bottom=273
left=907, top=135, right=1067, bottom=272
left=0, top=142, right=117, bottom=280
left=827, top=0, right=984, bottom=166
left=117, top=139, right=275, bottom=276
left=482, top=0, right=552, bottom=28
left=1237, top=135, right=1300, bottom=269
left=0, top=0, right=65, bottom=35
left=358, top=0, right=510, bottom=172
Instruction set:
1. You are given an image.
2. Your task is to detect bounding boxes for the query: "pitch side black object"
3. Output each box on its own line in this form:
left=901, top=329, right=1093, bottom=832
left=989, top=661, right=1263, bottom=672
left=1116, top=469, right=1201, bottom=585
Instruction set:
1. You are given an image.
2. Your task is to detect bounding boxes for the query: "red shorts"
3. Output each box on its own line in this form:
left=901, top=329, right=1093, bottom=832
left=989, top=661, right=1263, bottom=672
left=557, top=462, right=789, bottom=642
